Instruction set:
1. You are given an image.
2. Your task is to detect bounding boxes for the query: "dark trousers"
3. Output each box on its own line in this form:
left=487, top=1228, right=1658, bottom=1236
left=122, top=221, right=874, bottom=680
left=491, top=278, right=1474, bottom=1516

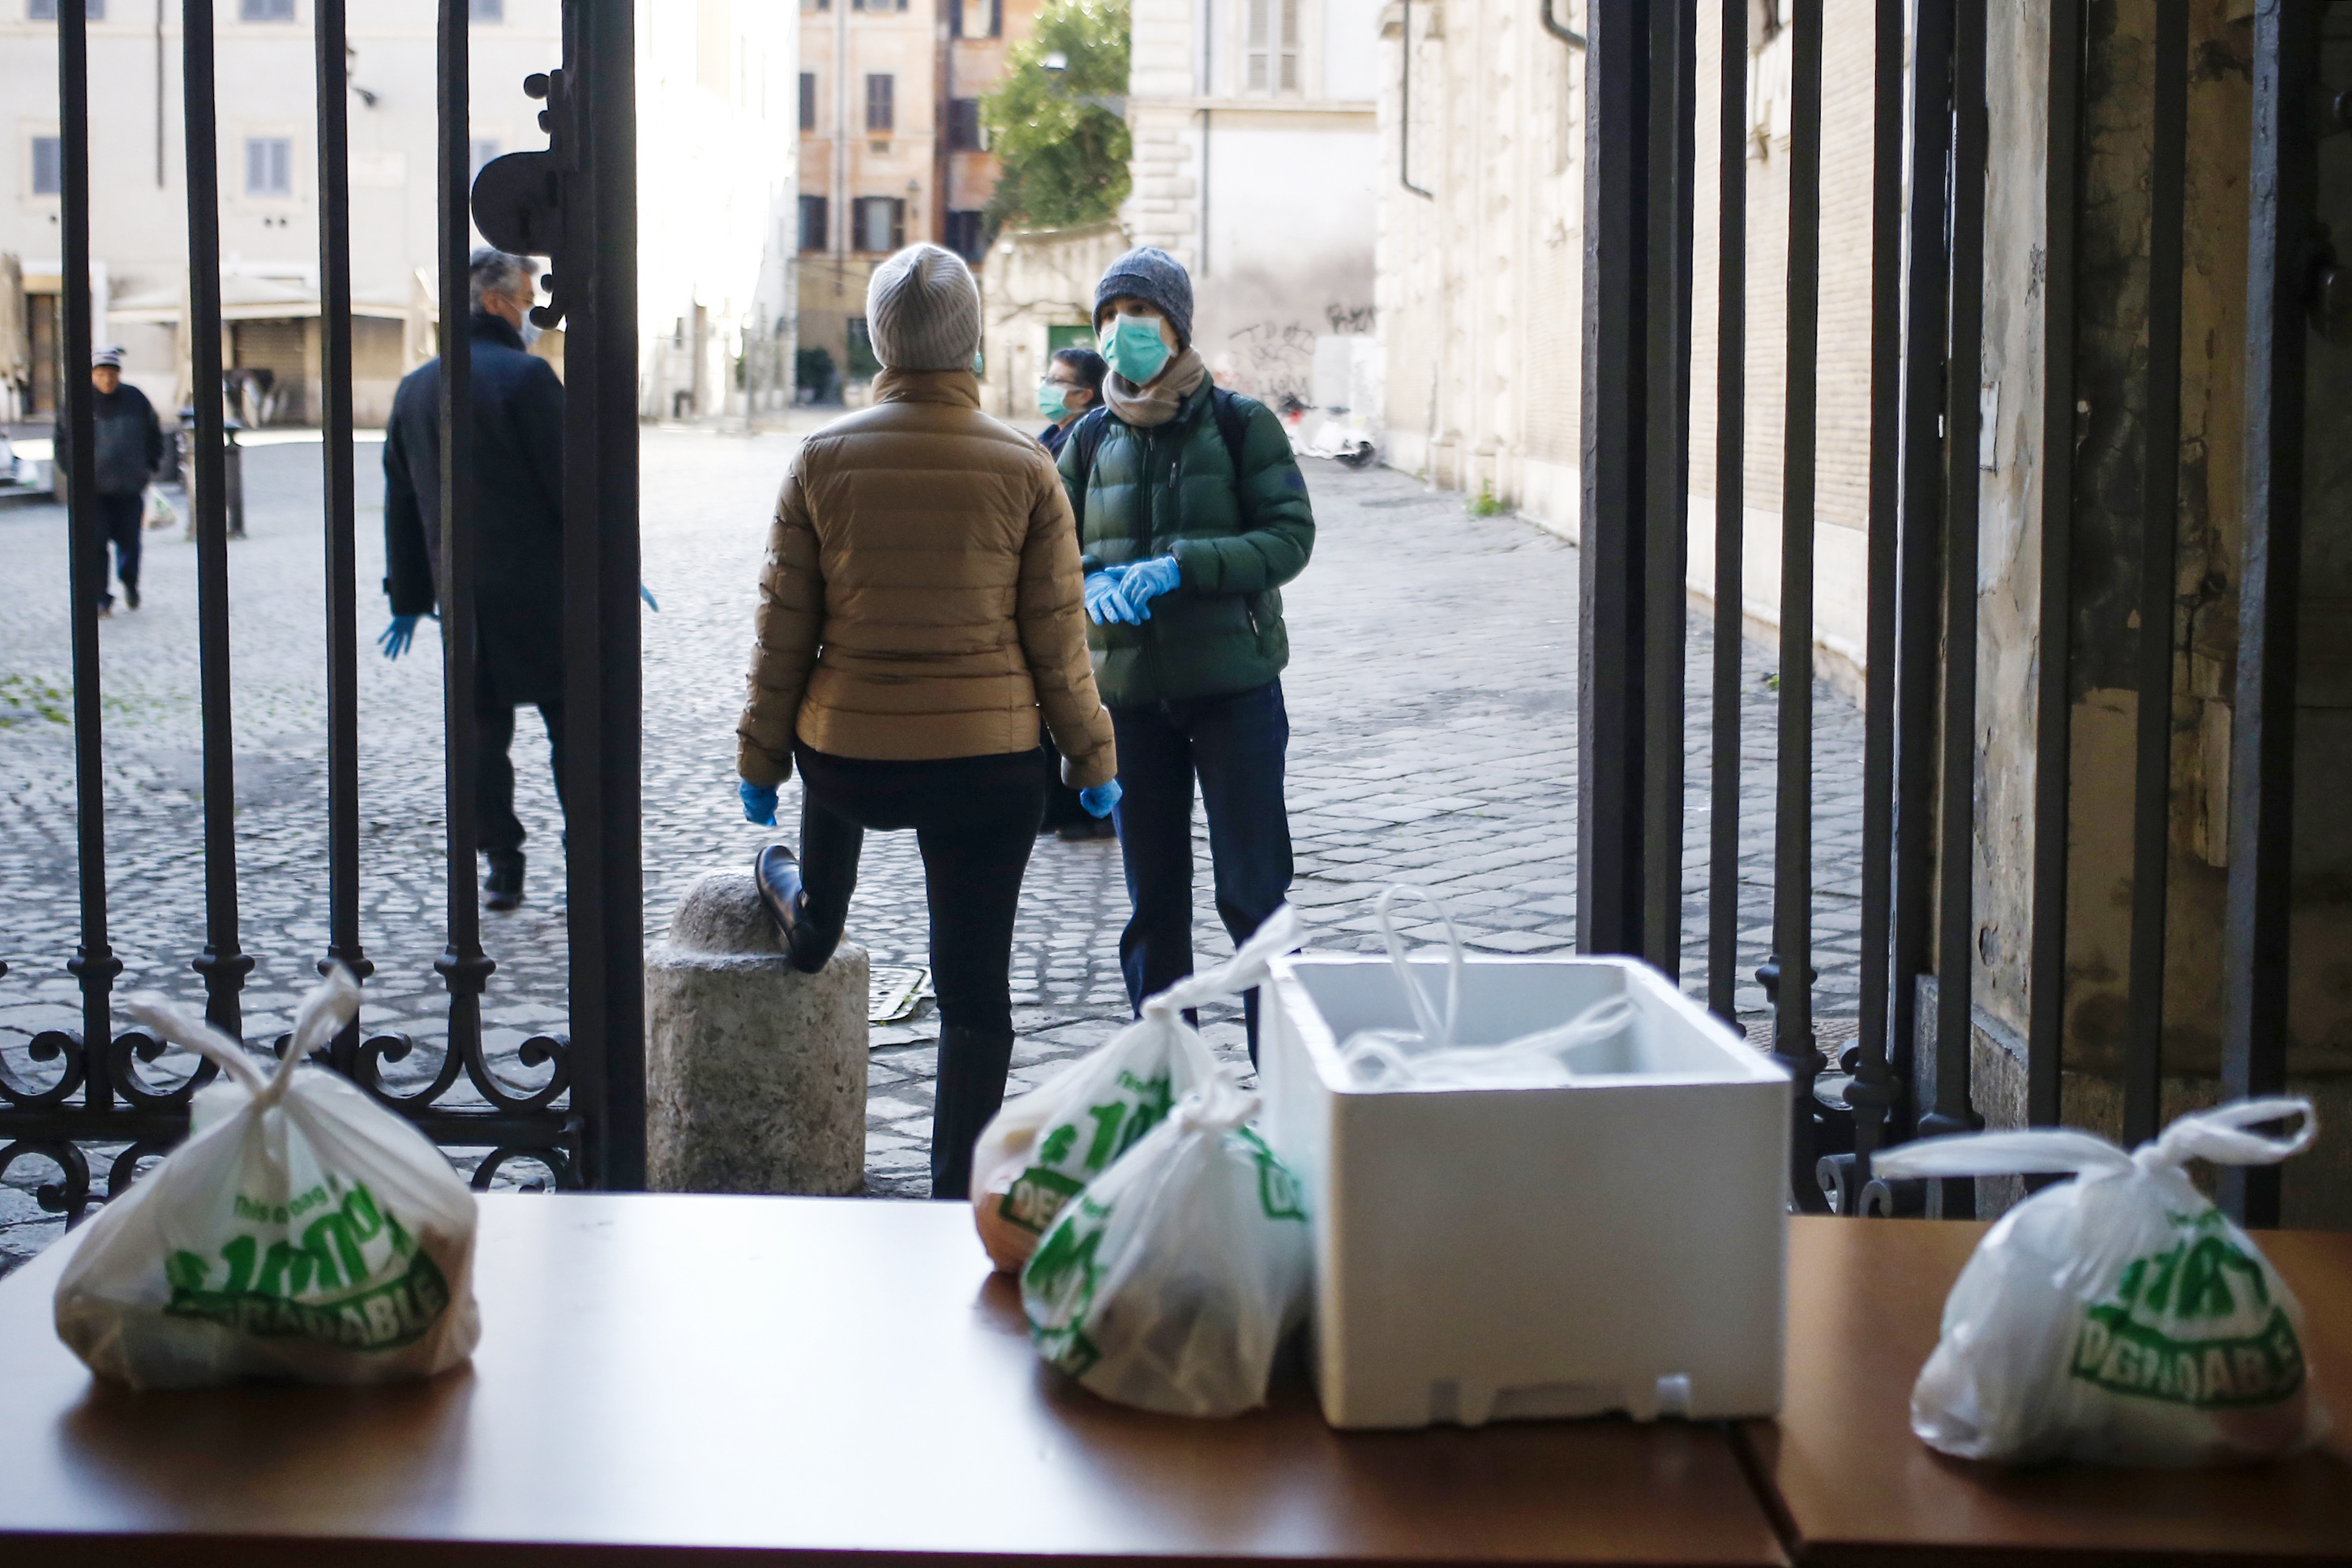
left=92, top=492, right=143, bottom=605
left=475, top=695, right=567, bottom=858
left=794, top=743, right=1048, bottom=1197
left=1111, top=681, right=1293, bottom=1059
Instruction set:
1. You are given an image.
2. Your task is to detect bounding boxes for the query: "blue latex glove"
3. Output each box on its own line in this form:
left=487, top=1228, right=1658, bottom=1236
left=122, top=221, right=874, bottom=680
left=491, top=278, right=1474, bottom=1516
left=1115, top=555, right=1182, bottom=620
left=640, top=584, right=659, bottom=612
left=739, top=778, right=779, bottom=827
left=1084, top=568, right=1141, bottom=626
left=1079, top=779, right=1123, bottom=819
left=377, top=615, right=419, bottom=660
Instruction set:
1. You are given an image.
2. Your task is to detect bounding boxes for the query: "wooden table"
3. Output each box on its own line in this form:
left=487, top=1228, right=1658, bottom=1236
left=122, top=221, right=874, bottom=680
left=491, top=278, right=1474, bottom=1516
left=0, top=1193, right=1785, bottom=1567
left=1746, top=1217, right=2352, bottom=1567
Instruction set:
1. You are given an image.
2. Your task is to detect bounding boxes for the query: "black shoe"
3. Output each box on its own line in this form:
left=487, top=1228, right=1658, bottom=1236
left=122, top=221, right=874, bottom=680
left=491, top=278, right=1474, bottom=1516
left=484, top=851, right=525, bottom=911
left=754, top=845, right=835, bottom=974
left=123, top=583, right=139, bottom=610
left=1057, top=815, right=1118, bottom=842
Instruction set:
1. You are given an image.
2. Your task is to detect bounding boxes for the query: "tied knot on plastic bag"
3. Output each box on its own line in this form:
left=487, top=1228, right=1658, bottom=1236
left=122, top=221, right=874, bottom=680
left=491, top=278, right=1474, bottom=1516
left=1870, top=1099, right=2328, bottom=1466
left=54, top=964, right=483, bottom=1390
left=122, top=962, right=362, bottom=1113
left=1337, top=885, right=1637, bottom=1091
left=971, top=906, right=1301, bottom=1273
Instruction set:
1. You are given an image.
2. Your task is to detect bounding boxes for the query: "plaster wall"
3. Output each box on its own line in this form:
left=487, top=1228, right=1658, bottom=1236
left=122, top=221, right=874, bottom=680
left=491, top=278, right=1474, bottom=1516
left=1124, top=0, right=1380, bottom=409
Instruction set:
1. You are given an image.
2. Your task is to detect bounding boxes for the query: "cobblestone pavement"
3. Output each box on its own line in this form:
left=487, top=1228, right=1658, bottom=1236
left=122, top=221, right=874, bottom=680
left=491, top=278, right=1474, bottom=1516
left=1, top=426, right=1863, bottom=1273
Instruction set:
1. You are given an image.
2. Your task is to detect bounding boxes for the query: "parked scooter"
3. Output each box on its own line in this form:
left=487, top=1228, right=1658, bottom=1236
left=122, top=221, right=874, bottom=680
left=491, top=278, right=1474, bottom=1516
left=1279, top=394, right=1377, bottom=469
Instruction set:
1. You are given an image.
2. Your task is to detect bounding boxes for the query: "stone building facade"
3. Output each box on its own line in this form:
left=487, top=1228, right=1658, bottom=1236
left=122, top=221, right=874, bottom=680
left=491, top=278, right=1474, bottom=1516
left=1374, top=0, right=1879, bottom=690
left=1123, top=0, right=1382, bottom=408
left=795, top=0, right=1044, bottom=397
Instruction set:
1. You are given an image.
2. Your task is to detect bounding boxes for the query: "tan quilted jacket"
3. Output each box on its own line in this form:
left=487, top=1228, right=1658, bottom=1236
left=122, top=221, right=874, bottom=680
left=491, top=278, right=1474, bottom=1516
left=735, top=369, right=1117, bottom=790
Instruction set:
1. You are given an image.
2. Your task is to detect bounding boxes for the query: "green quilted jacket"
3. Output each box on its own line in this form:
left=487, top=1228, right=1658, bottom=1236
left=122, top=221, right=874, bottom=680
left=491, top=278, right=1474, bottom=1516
left=1056, top=387, right=1316, bottom=709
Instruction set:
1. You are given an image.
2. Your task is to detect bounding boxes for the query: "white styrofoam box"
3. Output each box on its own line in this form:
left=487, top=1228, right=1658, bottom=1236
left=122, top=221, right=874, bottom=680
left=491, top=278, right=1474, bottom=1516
left=1258, top=952, right=1789, bottom=1430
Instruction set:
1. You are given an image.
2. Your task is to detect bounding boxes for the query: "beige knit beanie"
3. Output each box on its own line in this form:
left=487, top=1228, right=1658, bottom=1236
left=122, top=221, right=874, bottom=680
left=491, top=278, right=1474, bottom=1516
left=865, top=242, right=981, bottom=372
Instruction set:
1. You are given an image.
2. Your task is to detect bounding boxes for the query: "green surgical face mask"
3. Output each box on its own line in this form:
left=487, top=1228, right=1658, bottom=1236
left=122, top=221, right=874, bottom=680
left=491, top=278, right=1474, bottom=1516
left=1099, top=313, right=1172, bottom=385
left=1038, top=381, right=1070, bottom=421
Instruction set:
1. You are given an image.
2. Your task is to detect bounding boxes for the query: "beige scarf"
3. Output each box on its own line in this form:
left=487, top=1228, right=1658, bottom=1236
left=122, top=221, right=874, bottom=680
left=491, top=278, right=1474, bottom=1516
left=1101, top=348, right=1210, bottom=428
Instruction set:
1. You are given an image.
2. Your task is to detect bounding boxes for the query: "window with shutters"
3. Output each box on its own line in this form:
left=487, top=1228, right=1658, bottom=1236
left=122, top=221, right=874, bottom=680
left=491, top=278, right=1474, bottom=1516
left=865, top=75, right=893, bottom=134
left=799, top=195, right=828, bottom=252
left=245, top=136, right=293, bottom=197
left=854, top=196, right=904, bottom=254
left=469, top=0, right=503, bottom=20
left=239, top=0, right=295, bottom=20
left=945, top=210, right=987, bottom=262
left=947, top=99, right=983, bottom=152
left=30, top=2, right=107, bottom=19
left=1245, top=0, right=1300, bottom=94
left=469, top=138, right=501, bottom=182
left=31, top=135, right=62, bottom=195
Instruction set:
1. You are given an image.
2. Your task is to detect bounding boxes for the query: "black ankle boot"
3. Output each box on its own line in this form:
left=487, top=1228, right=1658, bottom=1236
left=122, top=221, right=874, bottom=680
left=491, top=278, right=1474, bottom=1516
left=484, top=851, right=525, bottom=910
left=753, top=845, right=838, bottom=974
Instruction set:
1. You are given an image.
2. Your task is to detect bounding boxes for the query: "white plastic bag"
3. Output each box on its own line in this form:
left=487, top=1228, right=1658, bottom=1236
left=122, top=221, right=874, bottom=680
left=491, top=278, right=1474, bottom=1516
left=140, top=483, right=179, bottom=531
left=1020, top=1069, right=1312, bottom=1417
left=1335, top=886, right=1635, bottom=1090
left=1871, top=1099, right=2329, bottom=1465
left=971, top=906, right=1300, bottom=1272
left=54, top=966, right=482, bottom=1390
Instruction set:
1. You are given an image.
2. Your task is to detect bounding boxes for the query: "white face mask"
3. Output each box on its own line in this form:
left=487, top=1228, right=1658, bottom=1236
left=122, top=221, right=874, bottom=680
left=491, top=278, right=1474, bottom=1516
left=519, top=314, right=542, bottom=349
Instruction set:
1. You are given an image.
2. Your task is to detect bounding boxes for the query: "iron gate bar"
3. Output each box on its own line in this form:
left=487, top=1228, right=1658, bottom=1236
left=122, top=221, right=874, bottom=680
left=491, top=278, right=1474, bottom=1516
left=315, top=0, right=373, bottom=1065
left=2123, top=2, right=2191, bottom=1150
left=1849, top=0, right=1907, bottom=1180
left=435, top=0, right=496, bottom=1090
left=2220, top=0, right=2319, bottom=1229
left=576, top=0, right=647, bottom=1188
left=59, top=0, right=120, bottom=1118
left=1924, top=0, right=1989, bottom=1219
left=1771, top=0, right=1824, bottom=1212
left=1888, top=0, right=1955, bottom=1129
left=1640, top=0, right=1696, bottom=978
left=1705, top=0, right=1745, bottom=1022
left=1578, top=0, right=1648, bottom=960
left=2029, top=0, right=2084, bottom=1133
left=183, top=0, right=254, bottom=1043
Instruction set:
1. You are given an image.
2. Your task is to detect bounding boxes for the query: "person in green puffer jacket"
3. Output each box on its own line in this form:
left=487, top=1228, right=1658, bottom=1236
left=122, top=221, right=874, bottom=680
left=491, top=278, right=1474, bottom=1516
left=1057, top=246, right=1315, bottom=1061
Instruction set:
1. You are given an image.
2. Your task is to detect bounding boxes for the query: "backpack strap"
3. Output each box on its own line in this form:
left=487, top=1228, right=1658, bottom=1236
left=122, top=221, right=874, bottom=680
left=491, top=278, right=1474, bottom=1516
left=1065, top=405, right=1113, bottom=486
left=1209, top=386, right=1257, bottom=527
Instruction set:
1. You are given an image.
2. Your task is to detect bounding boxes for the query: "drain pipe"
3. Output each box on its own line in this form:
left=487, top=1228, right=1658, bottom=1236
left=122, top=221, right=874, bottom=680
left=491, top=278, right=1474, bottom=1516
left=1540, top=0, right=1587, bottom=49
left=1399, top=0, right=1433, bottom=198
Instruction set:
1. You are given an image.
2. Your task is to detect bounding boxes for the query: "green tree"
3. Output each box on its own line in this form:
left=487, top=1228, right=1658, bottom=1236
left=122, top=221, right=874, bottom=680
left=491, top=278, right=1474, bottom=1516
left=981, top=0, right=1132, bottom=234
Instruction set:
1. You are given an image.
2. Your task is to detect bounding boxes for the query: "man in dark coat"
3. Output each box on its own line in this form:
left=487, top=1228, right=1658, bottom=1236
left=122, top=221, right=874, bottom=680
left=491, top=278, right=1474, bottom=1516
left=55, top=345, right=165, bottom=615
left=380, top=248, right=567, bottom=911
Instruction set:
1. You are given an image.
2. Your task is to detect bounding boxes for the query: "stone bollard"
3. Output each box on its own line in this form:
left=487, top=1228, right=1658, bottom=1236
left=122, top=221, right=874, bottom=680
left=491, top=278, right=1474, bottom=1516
left=645, top=868, right=868, bottom=1194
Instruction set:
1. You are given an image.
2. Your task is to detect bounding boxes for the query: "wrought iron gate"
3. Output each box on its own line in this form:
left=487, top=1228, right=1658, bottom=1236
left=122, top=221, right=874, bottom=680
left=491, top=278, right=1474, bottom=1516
left=1574, top=0, right=2321, bottom=1223
left=3, top=0, right=642, bottom=1215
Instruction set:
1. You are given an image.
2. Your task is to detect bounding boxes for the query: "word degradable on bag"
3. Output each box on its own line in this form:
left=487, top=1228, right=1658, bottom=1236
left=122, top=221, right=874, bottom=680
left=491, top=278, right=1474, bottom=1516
left=53, top=966, right=482, bottom=1390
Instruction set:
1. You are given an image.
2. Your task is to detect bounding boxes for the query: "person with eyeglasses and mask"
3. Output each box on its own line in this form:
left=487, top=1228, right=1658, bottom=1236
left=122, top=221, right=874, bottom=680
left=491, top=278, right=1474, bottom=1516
left=1056, top=246, right=1315, bottom=1063
left=1035, top=345, right=1106, bottom=461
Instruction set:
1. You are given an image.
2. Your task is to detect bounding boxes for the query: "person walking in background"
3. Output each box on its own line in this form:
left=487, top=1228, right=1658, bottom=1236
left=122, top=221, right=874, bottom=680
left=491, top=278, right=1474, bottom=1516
left=1059, top=246, right=1315, bottom=1062
left=379, top=248, right=568, bottom=913
left=1036, top=346, right=1117, bottom=839
left=56, top=346, right=164, bottom=616
left=1035, top=345, right=1105, bottom=461
left=736, top=242, right=1119, bottom=1201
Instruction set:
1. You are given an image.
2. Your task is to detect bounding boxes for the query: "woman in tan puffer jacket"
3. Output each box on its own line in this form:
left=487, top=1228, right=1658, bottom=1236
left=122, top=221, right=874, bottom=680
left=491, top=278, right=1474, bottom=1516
left=735, top=242, right=1118, bottom=1201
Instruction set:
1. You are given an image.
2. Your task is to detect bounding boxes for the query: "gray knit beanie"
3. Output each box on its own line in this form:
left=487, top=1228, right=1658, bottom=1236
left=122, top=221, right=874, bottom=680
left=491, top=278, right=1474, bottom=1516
left=865, top=243, right=982, bottom=371
left=1093, top=246, right=1193, bottom=353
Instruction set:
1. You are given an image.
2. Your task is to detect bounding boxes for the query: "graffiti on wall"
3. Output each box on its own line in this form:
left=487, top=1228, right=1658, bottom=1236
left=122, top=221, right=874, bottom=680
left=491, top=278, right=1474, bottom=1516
left=1215, top=304, right=1374, bottom=411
